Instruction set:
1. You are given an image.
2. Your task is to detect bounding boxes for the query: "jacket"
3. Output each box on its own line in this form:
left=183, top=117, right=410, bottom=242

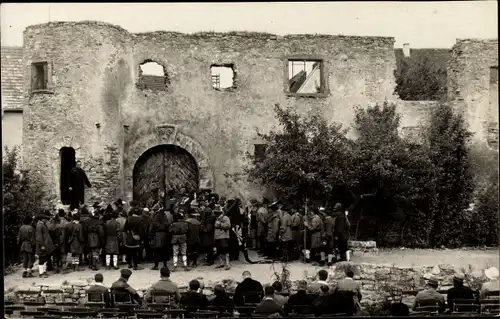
left=35, top=221, right=55, bottom=256
left=200, top=208, right=215, bottom=247
left=185, top=217, right=201, bottom=246
left=111, top=277, right=142, bottom=305
left=214, top=215, right=231, bottom=240
left=267, top=212, right=280, bottom=243
left=280, top=212, right=293, bottom=242
left=149, top=214, right=170, bottom=249
left=87, top=216, right=105, bottom=249
left=322, top=215, right=336, bottom=248
left=87, top=284, right=111, bottom=307
left=104, top=218, right=121, bottom=255
left=306, top=214, right=323, bottom=249
left=170, top=220, right=188, bottom=245
left=66, top=221, right=85, bottom=255
left=180, top=291, right=209, bottom=312
left=256, top=207, right=268, bottom=236
left=124, top=215, right=143, bottom=248
left=255, top=298, right=283, bottom=316
left=18, top=224, right=35, bottom=253
left=144, top=278, right=181, bottom=305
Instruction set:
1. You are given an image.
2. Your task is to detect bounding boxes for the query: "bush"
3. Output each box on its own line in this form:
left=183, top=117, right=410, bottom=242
left=468, top=176, right=499, bottom=247
left=3, top=147, right=47, bottom=266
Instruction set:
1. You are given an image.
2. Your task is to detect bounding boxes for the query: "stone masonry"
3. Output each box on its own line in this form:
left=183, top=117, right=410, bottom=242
left=6, top=21, right=496, bottom=204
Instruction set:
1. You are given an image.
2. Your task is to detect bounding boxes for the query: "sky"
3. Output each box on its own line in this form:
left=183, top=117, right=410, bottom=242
left=1, top=2, right=497, bottom=49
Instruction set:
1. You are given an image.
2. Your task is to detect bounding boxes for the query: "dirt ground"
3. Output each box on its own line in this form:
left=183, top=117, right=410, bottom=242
left=4, top=248, right=499, bottom=292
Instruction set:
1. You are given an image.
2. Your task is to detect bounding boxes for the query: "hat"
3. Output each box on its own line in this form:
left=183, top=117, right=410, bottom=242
left=319, top=207, right=326, bottom=212
left=453, top=273, right=465, bottom=283
left=114, top=198, right=124, bottom=206
left=213, top=205, right=223, bottom=213
left=485, top=267, right=499, bottom=280
left=269, top=201, right=279, bottom=210
left=143, top=208, right=150, bottom=213
left=120, top=269, right=132, bottom=277
left=333, top=203, right=342, bottom=211
left=427, top=276, right=439, bottom=287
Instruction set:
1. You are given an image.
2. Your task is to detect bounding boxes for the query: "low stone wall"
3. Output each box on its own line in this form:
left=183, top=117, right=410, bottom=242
left=8, top=262, right=488, bottom=309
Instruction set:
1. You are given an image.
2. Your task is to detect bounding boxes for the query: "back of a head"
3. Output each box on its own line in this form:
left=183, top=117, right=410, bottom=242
left=297, top=280, right=308, bottom=291
left=320, top=284, right=330, bottom=294
left=58, top=209, right=66, bottom=218
left=264, top=285, right=275, bottom=296
left=95, top=273, right=104, bottom=283
left=23, top=215, right=33, bottom=225
left=214, top=284, right=225, bottom=297
left=189, top=279, right=200, bottom=292
left=272, top=281, right=283, bottom=293
left=318, top=269, right=328, bottom=281
left=160, top=267, right=170, bottom=278
left=242, top=271, right=251, bottom=279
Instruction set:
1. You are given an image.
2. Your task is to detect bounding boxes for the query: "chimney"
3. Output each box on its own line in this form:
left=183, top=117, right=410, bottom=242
left=403, top=43, right=410, bottom=58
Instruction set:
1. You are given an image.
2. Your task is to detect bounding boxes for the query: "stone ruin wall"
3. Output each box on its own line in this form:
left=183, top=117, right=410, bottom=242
left=22, top=21, right=398, bottom=202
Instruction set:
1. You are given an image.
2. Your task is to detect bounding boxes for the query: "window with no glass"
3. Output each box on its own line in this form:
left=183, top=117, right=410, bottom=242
left=287, top=59, right=324, bottom=94
left=137, top=61, right=168, bottom=92
left=211, top=64, right=235, bottom=90
left=31, top=62, right=48, bottom=91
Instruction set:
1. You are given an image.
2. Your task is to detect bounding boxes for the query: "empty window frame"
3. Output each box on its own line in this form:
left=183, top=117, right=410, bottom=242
left=137, top=61, right=168, bottom=91
left=287, top=59, right=324, bottom=94
left=211, top=64, right=235, bottom=90
left=31, top=62, right=48, bottom=91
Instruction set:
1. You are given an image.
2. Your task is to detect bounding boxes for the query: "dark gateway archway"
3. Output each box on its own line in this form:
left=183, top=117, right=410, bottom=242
left=133, top=144, right=199, bottom=205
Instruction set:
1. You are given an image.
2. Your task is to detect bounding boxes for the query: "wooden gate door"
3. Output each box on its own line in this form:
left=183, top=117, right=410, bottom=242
left=133, top=145, right=199, bottom=205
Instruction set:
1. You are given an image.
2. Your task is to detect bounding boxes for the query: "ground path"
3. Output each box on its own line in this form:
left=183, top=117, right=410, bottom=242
left=4, top=248, right=498, bottom=292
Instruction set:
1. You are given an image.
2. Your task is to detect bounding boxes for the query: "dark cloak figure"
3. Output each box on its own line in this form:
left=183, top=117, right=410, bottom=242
left=226, top=198, right=254, bottom=263
left=68, top=161, right=92, bottom=210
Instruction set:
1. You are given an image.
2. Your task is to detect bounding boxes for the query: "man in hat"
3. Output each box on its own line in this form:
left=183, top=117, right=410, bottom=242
left=185, top=210, right=202, bottom=268
left=248, top=199, right=259, bottom=250
left=200, top=201, right=216, bottom=265
left=266, top=201, right=281, bottom=259
left=214, top=205, right=231, bottom=270
left=149, top=207, right=171, bottom=270
left=124, top=205, right=144, bottom=270
left=413, top=276, right=445, bottom=313
left=480, top=266, right=500, bottom=299
left=169, top=212, right=189, bottom=271
left=67, top=213, right=85, bottom=272
left=18, top=215, right=35, bottom=278
left=35, top=213, right=55, bottom=277
left=111, top=269, right=142, bottom=305
left=290, top=207, right=303, bottom=261
left=446, top=272, right=474, bottom=313
left=333, top=203, right=349, bottom=262
left=68, top=160, right=92, bottom=211
left=140, top=207, right=153, bottom=263
left=304, top=208, right=323, bottom=263
left=86, top=208, right=105, bottom=270
left=320, top=207, right=336, bottom=266
left=104, top=211, right=121, bottom=270
left=256, top=198, right=269, bottom=255
left=279, top=204, right=293, bottom=262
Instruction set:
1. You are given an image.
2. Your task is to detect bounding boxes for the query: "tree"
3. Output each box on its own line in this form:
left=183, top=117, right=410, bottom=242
left=3, top=147, right=47, bottom=266
left=245, top=104, right=352, bottom=207
left=426, top=103, right=475, bottom=247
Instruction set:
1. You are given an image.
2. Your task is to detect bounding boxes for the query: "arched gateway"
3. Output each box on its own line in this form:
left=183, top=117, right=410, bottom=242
left=124, top=124, right=215, bottom=203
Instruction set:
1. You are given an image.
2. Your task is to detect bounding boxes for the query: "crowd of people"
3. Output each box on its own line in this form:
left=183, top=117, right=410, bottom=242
left=83, top=265, right=499, bottom=317
left=16, top=188, right=352, bottom=278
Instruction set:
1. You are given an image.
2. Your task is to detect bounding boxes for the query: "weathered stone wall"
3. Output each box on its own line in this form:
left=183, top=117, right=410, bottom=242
left=22, top=21, right=398, bottom=202
left=447, top=39, right=499, bottom=148
left=397, top=101, right=440, bottom=143
left=8, top=263, right=487, bottom=310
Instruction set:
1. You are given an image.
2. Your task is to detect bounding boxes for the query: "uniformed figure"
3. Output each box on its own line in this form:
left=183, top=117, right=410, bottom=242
left=111, top=269, right=142, bottom=305
left=18, top=215, right=35, bottom=277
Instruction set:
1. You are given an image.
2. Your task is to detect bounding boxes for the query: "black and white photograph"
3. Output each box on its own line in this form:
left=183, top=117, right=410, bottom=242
left=1, top=2, right=498, bottom=318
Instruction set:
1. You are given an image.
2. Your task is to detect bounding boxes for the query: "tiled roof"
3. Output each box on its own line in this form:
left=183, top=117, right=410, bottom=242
left=1, top=47, right=24, bottom=110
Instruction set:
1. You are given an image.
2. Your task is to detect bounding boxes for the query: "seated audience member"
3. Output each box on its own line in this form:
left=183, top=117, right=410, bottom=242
left=334, top=268, right=362, bottom=303
left=87, top=273, right=111, bottom=307
left=272, top=281, right=288, bottom=306
left=312, top=285, right=333, bottom=316
left=110, top=269, right=142, bottom=305
left=234, top=270, right=264, bottom=305
left=308, top=269, right=331, bottom=295
left=481, top=267, right=500, bottom=299
left=447, top=272, right=475, bottom=312
left=180, top=279, right=209, bottom=313
left=211, top=284, right=235, bottom=314
left=391, top=302, right=410, bottom=316
left=412, top=277, right=445, bottom=313
left=285, top=280, right=315, bottom=314
left=255, top=286, right=283, bottom=316
left=144, top=267, right=181, bottom=305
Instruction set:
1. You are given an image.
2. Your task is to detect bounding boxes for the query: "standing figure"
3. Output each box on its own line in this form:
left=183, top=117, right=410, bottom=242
left=256, top=199, right=269, bottom=254
left=67, top=214, right=85, bottom=272
left=214, top=206, right=231, bottom=270
left=266, top=202, right=281, bottom=259
left=304, top=208, right=323, bottom=263
left=185, top=211, right=202, bottom=268
left=170, top=212, right=189, bottom=271
left=87, top=212, right=105, bottom=270
left=18, top=215, right=35, bottom=278
left=248, top=199, right=259, bottom=249
left=322, top=207, right=336, bottom=266
left=333, top=203, right=350, bottom=262
left=116, top=209, right=128, bottom=265
left=53, top=210, right=70, bottom=273
left=149, top=209, right=170, bottom=270
left=68, top=160, right=92, bottom=211
left=35, top=213, right=55, bottom=277
left=124, top=206, right=144, bottom=270
left=200, top=202, right=216, bottom=265
left=290, top=208, right=303, bottom=261
left=279, top=206, right=293, bottom=262
left=104, top=212, right=121, bottom=270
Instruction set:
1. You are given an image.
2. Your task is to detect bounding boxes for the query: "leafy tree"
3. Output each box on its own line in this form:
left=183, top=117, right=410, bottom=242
left=3, top=147, right=46, bottom=266
left=426, top=103, right=475, bottom=247
left=469, top=176, right=499, bottom=247
left=245, top=104, right=352, bottom=207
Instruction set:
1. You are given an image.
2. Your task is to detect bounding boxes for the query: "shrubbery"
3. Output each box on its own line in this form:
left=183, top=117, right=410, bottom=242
left=3, top=147, right=47, bottom=266
left=245, top=102, right=497, bottom=248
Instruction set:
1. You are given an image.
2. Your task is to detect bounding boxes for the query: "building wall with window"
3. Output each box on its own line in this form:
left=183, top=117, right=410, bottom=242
left=20, top=21, right=400, bottom=203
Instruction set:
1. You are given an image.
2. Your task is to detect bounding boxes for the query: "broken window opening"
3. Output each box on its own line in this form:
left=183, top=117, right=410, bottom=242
left=254, top=144, right=268, bottom=163
left=137, top=61, right=168, bottom=92
left=211, top=65, right=235, bottom=90
left=287, top=59, right=324, bottom=94
left=31, top=62, right=48, bottom=91
left=60, top=147, right=76, bottom=205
